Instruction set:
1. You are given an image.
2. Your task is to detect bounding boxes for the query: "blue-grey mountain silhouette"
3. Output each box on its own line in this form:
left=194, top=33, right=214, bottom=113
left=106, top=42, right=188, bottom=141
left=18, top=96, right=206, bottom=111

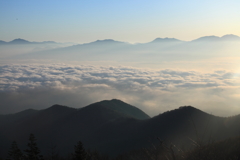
left=9, top=38, right=31, bottom=44
left=0, top=40, right=7, bottom=44
left=220, top=34, right=240, bottom=41
left=150, top=37, right=182, bottom=43
left=192, top=34, right=240, bottom=42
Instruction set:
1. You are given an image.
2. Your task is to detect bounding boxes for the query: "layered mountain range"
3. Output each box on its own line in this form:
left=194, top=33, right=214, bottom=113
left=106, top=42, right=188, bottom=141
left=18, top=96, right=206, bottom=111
left=1, top=34, right=240, bottom=45
left=1, top=34, right=240, bottom=64
left=0, top=99, right=240, bottom=158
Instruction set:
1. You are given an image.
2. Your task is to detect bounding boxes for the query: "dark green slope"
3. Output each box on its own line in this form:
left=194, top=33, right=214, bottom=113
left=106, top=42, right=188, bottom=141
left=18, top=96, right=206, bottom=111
left=134, top=106, right=240, bottom=150
left=0, top=100, right=149, bottom=158
left=88, top=99, right=150, bottom=120
left=0, top=105, right=77, bottom=158
left=50, top=99, right=149, bottom=156
left=1, top=102, right=240, bottom=158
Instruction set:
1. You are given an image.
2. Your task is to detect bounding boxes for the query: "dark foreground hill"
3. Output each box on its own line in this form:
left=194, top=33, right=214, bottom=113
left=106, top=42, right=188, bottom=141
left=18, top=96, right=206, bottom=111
left=0, top=99, right=240, bottom=158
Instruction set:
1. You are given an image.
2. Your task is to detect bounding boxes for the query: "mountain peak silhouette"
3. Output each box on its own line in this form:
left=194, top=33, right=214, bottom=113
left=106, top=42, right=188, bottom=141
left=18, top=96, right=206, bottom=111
left=10, top=38, right=30, bottom=44
left=193, top=34, right=240, bottom=42
left=84, top=99, right=150, bottom=120
left=91, top=39, right=125, bottom=44
left=221, top=34, right=240, bottom=41
left=151, top=37, right=181, bottom=43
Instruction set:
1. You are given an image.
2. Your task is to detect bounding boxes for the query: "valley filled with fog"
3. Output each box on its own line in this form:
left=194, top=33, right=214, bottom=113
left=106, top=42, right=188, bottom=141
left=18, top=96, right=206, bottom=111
left=1, top=35, right=240, bottom=117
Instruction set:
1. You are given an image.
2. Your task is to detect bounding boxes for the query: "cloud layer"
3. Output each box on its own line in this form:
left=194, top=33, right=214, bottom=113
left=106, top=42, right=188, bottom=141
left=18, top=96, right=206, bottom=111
left=1, top=64, right=240, bottom=116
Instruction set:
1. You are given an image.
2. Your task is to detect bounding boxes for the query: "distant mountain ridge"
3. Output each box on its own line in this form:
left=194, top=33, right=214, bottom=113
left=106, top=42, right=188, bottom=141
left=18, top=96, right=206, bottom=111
left=90, top=39, right=127, bottom=44
left=0, top=38, right=59, bottom=45
left=0, top=99, right=240, bottom=158
left=1, top=34, right=240, bottom=46
left=193, top=34, right=240, bottom=42
left=150, top=37, right=182, bottom=43
left=9, top=38, right=30, bottom=44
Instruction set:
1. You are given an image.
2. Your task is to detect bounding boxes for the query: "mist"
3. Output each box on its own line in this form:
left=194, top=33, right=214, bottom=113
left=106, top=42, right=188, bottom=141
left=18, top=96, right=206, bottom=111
left=1, top=37, right=240, bottom=116
left=1, top=62, right=240, bottom=117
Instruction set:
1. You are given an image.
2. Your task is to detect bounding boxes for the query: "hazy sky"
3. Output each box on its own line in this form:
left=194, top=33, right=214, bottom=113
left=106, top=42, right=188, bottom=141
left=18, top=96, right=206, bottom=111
left=1, top=0, right=240, bottom=43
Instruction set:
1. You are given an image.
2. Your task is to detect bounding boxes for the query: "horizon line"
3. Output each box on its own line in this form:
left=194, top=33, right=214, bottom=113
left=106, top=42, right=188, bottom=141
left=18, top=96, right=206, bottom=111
left=1, top=34, right=239, bottom=44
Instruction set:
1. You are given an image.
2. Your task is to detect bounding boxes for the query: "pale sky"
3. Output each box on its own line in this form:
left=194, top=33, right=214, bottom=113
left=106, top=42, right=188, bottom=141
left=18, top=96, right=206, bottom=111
left=1, top=0, right=240, bottom=43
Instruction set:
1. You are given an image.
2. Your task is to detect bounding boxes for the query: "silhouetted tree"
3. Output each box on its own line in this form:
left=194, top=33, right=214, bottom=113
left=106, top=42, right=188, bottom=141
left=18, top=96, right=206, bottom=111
left=46, top=145, right=60, bottom=160
left=8, top=141, right=23, bottom=160
left=72, top=141, right=87, bottom=160
left=24, top=134, right=43, bottom=160
left=87, top=149, right=110, bottom=160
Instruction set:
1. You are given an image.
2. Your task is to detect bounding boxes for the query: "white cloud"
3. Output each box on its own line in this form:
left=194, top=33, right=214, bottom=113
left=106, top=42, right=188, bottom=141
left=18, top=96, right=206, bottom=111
left=1, top=64, right=240, bottom=117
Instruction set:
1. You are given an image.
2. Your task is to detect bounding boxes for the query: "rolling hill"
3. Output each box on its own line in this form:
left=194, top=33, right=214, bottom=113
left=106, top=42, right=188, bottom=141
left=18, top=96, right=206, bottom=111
left=0, top=99, right=240, bottom=158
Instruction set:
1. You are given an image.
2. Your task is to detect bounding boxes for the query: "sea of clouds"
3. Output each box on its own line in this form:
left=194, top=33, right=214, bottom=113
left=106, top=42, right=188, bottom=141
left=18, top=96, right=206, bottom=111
left=1, top=64, right=240, bottom=116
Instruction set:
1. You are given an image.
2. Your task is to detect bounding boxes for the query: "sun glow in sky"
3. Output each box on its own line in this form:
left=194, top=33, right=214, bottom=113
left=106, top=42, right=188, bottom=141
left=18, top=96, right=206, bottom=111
left=1, top=0, right=240, bottom=43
